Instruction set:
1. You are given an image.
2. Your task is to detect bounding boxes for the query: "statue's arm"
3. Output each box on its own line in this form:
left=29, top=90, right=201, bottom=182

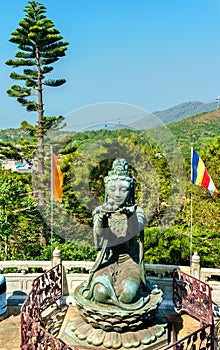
left=136, top=206, right=146, bottom=232
left=92, top=207, right=106, bottom=249
left=135, top=207, right=147, bottom=285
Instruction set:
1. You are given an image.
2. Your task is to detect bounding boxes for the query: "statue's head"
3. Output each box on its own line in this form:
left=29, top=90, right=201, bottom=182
left=104, top=159, right=135, bottom=206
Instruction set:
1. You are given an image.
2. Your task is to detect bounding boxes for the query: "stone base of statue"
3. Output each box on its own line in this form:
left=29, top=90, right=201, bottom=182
left=60, top=282, right=169, bottom=350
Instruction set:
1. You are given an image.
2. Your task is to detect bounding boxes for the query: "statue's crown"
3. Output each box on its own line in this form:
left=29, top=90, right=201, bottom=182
left=104, top=158, right=135, bottom=183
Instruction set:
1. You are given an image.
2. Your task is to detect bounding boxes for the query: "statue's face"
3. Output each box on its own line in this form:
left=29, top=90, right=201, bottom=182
left=107, top=179, right=130, bottom=207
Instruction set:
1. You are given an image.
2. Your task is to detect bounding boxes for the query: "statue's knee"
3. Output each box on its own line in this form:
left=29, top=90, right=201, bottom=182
left=119, top=279, right=138, bottom=304
left=93, top=283, right=110, bottom=303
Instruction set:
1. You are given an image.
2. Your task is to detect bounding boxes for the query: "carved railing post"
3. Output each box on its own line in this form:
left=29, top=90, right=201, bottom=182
left=191, top=252, right=200, bottom=280
left=52, top=247, right=61, bottom=267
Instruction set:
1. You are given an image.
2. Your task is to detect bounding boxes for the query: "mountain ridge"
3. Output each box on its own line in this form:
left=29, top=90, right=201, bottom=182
left=153, top=100, right=218, bottom=124
left=0, top=100, right=219, bottom=136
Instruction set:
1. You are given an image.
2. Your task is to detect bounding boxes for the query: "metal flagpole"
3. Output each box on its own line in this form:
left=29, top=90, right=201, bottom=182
left=190, top=147, right=193, bottom=274
left=50, top=145, right=54, bottom=258
left=190, top=186, right=193, bottom=274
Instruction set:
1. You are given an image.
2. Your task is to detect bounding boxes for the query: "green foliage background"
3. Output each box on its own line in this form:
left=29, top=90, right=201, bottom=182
left=0, top=109, right=219, bottom=268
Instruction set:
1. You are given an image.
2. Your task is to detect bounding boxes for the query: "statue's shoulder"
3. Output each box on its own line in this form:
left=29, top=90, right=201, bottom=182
left=136, top=206, right=145, bottom=215
left=135, top=206, right=146, bottom=226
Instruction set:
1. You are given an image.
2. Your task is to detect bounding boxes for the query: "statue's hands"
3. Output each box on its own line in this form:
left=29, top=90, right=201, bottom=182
left=93, top=199, right=119, bottom=218
left=101, top=199, right=119, bottom=213
left=93, top=202, right=137, bottom=218
left=121, top=204, right=137, bottom=216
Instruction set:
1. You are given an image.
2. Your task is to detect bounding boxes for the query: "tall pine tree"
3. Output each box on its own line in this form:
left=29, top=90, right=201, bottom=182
left=5, top=1, right=69, bottom=174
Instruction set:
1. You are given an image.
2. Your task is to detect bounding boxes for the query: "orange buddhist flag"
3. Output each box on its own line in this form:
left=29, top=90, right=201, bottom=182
left=52, top=151, right=63, bottom=201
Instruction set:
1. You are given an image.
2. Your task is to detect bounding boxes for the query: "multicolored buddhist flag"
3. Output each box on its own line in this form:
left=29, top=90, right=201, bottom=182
left=51, top=151, right=63, bottom=201
left=191, top=148, right=218, bottom=199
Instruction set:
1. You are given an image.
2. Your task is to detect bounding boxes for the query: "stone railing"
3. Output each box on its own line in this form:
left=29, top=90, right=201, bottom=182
left=1, top=249, right=220, bottom=307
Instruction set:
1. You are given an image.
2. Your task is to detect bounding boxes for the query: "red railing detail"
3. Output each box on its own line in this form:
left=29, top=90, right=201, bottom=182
left=20, top=263, right=75, bottom=350
left=173, top=269, right=213, bottom=325
left=21, top=312, right=71, bottom=349
left=162, top=268, right=214, bottom=350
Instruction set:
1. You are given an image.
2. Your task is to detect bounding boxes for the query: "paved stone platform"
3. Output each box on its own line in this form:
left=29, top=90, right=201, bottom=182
left=0, top=312, right=20, bottom=350
left=0, top=306, right=207, bottom=350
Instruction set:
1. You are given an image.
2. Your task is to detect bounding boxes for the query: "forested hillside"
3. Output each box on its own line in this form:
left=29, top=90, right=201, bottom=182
left=0, top=110, right=219, bottom=268
left=168, top=108, right=220, bottom=156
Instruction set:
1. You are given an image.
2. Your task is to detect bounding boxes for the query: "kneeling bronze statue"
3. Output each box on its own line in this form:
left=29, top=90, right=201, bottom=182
left=72, top=159, right=167, bottom=349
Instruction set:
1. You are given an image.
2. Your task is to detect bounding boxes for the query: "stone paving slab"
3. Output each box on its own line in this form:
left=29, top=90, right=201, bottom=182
left=0, top=313, right=20, bottom=350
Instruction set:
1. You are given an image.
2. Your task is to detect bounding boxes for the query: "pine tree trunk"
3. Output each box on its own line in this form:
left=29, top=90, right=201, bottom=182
left=36, top=47, right=45, bottom=205
left=36, top=46, right=45, bottom=175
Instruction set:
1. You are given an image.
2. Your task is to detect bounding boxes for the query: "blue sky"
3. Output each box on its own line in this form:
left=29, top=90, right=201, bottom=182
left=1, top=0, right=220, bottom=129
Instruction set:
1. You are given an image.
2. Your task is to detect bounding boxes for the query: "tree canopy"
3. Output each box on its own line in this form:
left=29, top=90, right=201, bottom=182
left=5, top=1, right=69, bottom=174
